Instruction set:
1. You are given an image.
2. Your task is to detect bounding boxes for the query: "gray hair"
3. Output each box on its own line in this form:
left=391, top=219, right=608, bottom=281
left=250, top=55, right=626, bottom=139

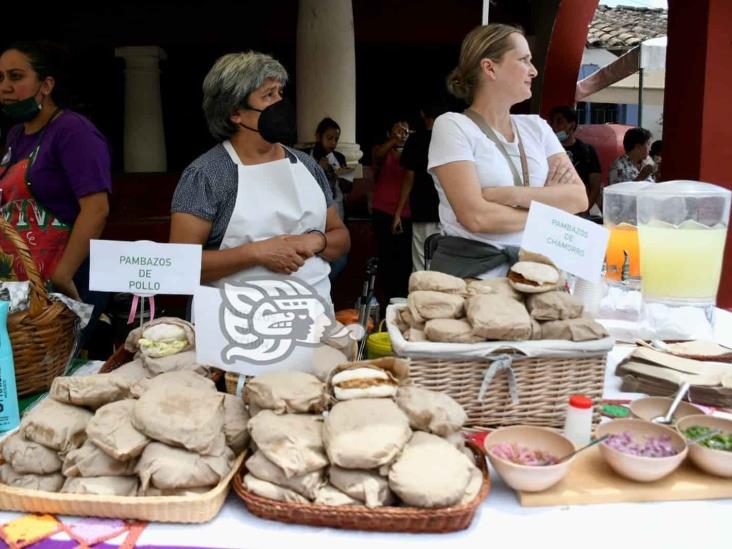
left=202, top=51, right=288, bottom=141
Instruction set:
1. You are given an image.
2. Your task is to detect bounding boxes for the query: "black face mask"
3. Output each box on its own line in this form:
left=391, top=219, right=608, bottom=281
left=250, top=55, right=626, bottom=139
left=239, top=98, right=297, bottom=145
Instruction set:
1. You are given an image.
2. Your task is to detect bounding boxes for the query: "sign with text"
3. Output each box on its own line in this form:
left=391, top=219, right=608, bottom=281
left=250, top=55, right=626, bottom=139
left=521, top=202, right=609, bottom=283
left=90, top=240, right=202, bottom=295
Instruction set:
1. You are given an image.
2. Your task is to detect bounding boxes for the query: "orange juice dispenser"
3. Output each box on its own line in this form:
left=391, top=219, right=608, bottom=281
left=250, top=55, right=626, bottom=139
left=603, top=182, right=654, bottom=284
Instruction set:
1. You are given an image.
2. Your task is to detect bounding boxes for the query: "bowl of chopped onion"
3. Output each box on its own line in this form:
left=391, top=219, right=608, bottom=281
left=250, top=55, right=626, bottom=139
left=596, top=419, right=688, bottom=482
left=484, top=425, right=575, bottom=492
left=676, top=414, right=732, bottom=478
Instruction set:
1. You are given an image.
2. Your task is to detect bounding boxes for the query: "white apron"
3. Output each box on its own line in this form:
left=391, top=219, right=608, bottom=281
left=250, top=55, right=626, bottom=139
left=218, top=140, right=331, bottom=300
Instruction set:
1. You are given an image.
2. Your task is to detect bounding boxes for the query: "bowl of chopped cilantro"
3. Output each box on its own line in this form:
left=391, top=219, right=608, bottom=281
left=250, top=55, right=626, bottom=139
left=677, top=415, right=732, bottom=478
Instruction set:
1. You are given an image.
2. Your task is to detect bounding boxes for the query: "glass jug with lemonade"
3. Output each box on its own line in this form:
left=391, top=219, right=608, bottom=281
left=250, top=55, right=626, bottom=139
left=603, top=182, right=654, bottom=282
left=637, top=181, right=731, bottom=331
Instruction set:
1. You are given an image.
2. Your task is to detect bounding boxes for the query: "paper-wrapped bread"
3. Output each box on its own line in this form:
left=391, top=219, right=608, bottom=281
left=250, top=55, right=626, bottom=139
left=408, top=291, right=465, bottom=321
left=395, top=386, right=467, bottom=436
left=61, top=475, right=138, bottom=496
left=110, top=359, right=152, bottom=384
left=311, top=345, right=349, bottom=383
left=132, top=384, right=226, bottom=456
left=328, top=357, right=409, bottom=401
left=424, top=318, right=483, bottom=343
left=248, top=411, right=328, bottom=478
left=63, top=440, right=138, bottom=477
left=466, top=277, right=523, bottom=301
left=136, top=442, right=234, bottom=491
left=142, top=350, right=210, bottom=377
left=246, top=451, right=324, bottom=499
left=408, top=271, right=466, bottom=294
left=388, top=432, right=474, bottom=508
left=508, top=261, right=560, bottom=294
left=466, top=294, right=532, bottom=340
left=323, top=399, right=412, bottom=469
left=49, top=374, right=130, bottom=409
left=244, top=474, right=309, bottom=503
left=526, top=291, right=583, bottom=321
left=130, top=370, right=216, bottom=399
left=125, top=317, right=195, bottom=357
left=244, top=371, right=328, bottom=414
left=541, top=317, right=609, bottom=341
left=313, top=483, right=361, bottom=506
left=222, top=394, right=250, bottom=454
left=329, top=466, right=394, bottom=508
left=86, top=400, right=150, bottom=461
left=2, top=433, right=62, bottom=474
left=20, top=398, right=92, bottom=452
left=0, top=464, right=65, bottom=492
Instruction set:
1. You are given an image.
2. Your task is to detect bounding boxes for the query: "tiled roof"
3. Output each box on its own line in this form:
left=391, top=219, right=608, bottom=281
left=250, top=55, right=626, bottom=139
left=587, top=5, right=667, bottom=52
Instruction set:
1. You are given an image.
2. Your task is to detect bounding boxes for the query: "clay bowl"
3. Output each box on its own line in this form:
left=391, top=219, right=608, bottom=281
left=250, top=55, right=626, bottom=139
left=484, top=425, right=575, bottom=492
left=676, top=414, right=732, bottom=478
left=629, top=396, right=704, bottom=424
left=595, top=418, right=688, bottom=482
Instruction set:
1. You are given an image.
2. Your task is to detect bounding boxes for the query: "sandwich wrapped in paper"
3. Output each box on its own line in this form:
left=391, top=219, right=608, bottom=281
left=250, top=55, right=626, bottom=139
left=110, top=359, right=152, bottom=384
left=1, top=433, right=62, bottom=475
left=142, top=350, right=210, bottom=377
left=245, top=451, right=324, bottom=500
left=244, top=371, right=328, bottom=415
left=388, top=432, right=474, bottom=508
left=328, top=357, right=410, bottom=401
left=243, top=473, right=309, bottom=504
left=61, top=475, right=139, bottom=496
left=508, top=261, right=560, bottom=294
left=0, top=464, right=65, bottom=492
left=329, top=466, right=394, bottom=508
left=86, top=400, right=150, bottom=461
left=125, top=317, right=195, bottom=358
left=408, top=291, right=465, bottom=321
left=525, top=291, right=583, bottom=321
left=323, top=398, right=412, bottom=469
left=49, top=374, right=130, bottom=410
left=222, top=394, right=250, bottom=454
left=132, top=384, right=226, bottom=456
left=466, top=277, right=523, bottom=302
left=395, top=386, right=467, bottom=436
left=131, top=370, right=216, bottom=399
left=248, top=411, right=328, bottom=478
left=424, top=318, right=483, bottom=343
left=541, top=317, right=609, bottom=341
left=136, top=442, right=235, bottom=491
left=313, top=483, right=361, bottom=506
left=466, top=294, right=532, bottom=340
left=20, top=398, right=93, bottom=452
left=408, top=271, right=466, bottom=295
left=63, top=440, right=138, bottom=478
left=311, top=345, right=349, bottom=383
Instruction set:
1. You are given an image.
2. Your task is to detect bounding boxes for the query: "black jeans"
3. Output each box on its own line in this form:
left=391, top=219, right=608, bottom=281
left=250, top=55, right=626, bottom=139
left=372, top=209, right=412, bottom=306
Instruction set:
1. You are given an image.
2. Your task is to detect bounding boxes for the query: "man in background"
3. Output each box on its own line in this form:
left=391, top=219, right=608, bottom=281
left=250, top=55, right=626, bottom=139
left=549, top=106, right=602, bottom=215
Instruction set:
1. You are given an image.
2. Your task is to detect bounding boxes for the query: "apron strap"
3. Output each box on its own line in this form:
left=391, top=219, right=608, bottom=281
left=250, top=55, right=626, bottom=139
left=463, top=109, right=530, bottom=187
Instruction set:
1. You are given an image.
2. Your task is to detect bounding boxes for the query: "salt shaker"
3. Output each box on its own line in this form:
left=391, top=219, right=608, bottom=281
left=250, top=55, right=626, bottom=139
left=563, top=395, right=593, bottom=447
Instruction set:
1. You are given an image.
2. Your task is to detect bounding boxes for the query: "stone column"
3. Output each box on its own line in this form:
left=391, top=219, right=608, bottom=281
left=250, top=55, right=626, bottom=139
left=114, top=46, right=168, bottom=172
left=296, top=0, right=362, bottom=166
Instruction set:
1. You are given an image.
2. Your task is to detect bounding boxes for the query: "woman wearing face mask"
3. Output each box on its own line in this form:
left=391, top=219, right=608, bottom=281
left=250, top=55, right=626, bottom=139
left=427, top=24, right=588, bottom=279
left=170, top=52, right=350, bottom=305
left=0, top=42, right=111, bottom=300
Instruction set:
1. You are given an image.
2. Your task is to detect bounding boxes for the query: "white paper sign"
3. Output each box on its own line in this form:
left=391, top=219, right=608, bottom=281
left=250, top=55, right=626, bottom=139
left=89, top=240, right=202, bottom=295
left=521, top=202, right=610, bottom=283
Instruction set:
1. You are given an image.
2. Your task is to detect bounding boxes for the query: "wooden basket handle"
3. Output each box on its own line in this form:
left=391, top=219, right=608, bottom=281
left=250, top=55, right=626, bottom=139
left=0, top=215, right=49, bottom=317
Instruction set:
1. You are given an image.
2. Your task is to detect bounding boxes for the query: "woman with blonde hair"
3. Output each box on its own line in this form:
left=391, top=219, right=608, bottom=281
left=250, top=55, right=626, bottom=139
left=427, top=24, right=587, bottom=278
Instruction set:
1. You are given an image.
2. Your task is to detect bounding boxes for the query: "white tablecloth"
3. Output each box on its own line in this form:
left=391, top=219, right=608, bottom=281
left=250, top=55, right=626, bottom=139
left=2, top=312, right=732, bottom=549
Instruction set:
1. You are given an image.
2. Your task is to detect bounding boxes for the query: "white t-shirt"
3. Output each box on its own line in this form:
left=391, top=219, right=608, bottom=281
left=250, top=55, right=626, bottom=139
left=428, top=112, right=565, bottom=250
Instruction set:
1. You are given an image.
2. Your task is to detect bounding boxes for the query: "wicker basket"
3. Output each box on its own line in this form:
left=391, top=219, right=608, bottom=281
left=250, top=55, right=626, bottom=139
left=1, top=216, right=79, bottom=396
left=0, top=453, right=244, bottom=523
left=386, top=305, right=613, bottom=431
left=233, top=441, right=489, bottom=533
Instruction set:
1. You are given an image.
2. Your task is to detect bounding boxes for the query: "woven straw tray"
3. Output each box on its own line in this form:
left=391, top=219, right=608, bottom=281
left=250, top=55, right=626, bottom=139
left=0, top=453, right=244, bottom=523
left=233, top=441, right=490, bottom=533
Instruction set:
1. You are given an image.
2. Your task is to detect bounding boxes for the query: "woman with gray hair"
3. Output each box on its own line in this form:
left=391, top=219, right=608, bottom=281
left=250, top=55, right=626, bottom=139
left=170, top=51, right=350, bottom=305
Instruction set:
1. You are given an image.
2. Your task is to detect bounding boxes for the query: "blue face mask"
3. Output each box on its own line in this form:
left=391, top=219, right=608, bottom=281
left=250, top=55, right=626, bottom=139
left=555, top=130, right=569, bottom=142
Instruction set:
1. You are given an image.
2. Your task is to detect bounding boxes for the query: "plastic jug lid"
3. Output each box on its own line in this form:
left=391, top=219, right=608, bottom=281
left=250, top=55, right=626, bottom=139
left=569, top=395, right=593, bottom=409
left=640, top=180, right=732, bottom=198
left=604, top=181, right=654, bottom=196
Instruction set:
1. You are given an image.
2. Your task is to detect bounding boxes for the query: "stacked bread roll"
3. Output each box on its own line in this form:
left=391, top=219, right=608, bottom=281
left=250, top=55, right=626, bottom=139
left=243, top=357, right=483, bottom=508
left=396, top=253, right=607, bottom=343
left=0, top=318, right=247, bottom=497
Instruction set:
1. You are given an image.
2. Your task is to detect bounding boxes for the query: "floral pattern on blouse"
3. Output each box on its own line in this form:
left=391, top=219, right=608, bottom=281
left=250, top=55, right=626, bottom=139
left=608, top=154, right=655, bottom=185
